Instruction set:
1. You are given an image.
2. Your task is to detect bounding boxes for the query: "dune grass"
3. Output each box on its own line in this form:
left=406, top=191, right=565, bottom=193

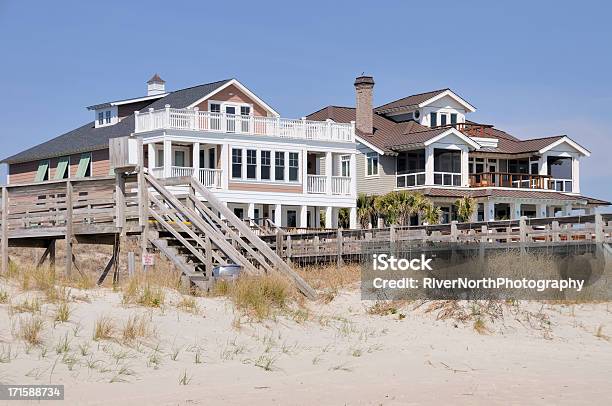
left=93, top=315, right=115, bottom=341
left=16, top=316, right=44, bottom=346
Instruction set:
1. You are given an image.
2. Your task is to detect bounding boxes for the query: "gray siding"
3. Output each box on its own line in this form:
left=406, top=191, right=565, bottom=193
left=356, top=143, right=396, bottom=196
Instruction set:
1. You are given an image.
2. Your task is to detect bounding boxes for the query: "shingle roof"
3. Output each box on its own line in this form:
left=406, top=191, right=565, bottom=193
left=3, top=79, right=232, bottom=164
left=404, top=187, right=610, bottom=204
left=307, top=106, right=451, bottom=153
left=374, top=89, right=449, bottom=113
left=147, top=73, right=165, bottom=84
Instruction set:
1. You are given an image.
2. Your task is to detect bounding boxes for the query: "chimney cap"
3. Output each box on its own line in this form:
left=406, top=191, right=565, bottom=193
left=147, top=73, right=166, bottom=84
left=354, top=75, right=375, bottom=87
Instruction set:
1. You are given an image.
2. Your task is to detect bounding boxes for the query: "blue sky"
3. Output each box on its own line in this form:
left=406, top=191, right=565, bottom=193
left=0, top=0, right=610, bottom=205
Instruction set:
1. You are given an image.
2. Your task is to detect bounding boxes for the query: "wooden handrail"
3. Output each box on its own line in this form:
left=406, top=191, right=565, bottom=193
left=469, top=172, right=552, bottom=189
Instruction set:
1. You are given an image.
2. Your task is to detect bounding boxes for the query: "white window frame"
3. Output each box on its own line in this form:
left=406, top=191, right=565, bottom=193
left=340, top=154, right=350, bottom=177
left=366, top=152, right=379, bottom=177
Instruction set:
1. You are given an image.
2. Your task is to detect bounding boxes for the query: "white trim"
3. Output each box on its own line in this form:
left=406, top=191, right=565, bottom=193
left=111, top=94, right=168, bottom=106
left=355, top=135, right=385, bottom=155
left=365, top=151, right=380, bottom=178
left=538, top=136, right=591, bottom=157
left=418, top=89, right=476, bottom=112
left=424, top=128, right=481, bottom=150
left=186, top=79, right=280, bottom=117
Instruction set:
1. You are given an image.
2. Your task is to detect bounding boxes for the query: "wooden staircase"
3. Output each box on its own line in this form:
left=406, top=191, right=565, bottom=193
left=143, top=173, right=316, bottom=299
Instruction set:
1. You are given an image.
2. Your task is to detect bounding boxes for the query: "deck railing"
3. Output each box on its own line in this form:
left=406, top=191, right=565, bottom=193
left=331, top=176, right=351, bottom=195
left=469, top=172, right=552, bottom=190
left=134, top=107, right=354, bottom=143
left=307, top=175, right=326, bottom=194
left=197, top=168, right=222, bottom=188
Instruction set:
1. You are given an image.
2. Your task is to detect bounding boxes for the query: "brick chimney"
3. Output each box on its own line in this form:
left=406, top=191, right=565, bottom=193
left=354, top=75, right=375, bottom=135
left=147, top=73, right=166, bottom=96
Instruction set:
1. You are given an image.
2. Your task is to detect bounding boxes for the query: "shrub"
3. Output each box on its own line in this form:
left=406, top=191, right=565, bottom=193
left=93, top=316, right=115, bottom=341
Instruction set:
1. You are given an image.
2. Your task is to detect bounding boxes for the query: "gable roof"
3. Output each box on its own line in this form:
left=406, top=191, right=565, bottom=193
left=3, top=79, right=234, bottom=164
left=375, top=88, right=476, bottom=114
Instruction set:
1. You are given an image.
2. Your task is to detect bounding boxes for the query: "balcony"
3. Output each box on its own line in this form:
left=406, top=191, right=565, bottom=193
left=306, top=175, right=351, bottom=195
left=134, top=107, right=354, bottom=143
left=150, top=166, right=222, bottom=188
left=469, top=172, right=552, bottom=189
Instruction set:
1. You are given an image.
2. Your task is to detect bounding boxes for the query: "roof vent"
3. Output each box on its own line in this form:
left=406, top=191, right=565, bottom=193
left=147, top=74, right=166, bottom=96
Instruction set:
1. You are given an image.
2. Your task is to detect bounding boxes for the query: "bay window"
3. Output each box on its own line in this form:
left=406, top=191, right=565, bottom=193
left=433, top=149, right=461, bottom=186
left=396, top=149, right=425, bottom=187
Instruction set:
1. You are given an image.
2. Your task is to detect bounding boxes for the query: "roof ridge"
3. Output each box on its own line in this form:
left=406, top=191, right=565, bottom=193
left=167, top=78, right=233, bottom=94
left=375, top=88, right=450, bottom=109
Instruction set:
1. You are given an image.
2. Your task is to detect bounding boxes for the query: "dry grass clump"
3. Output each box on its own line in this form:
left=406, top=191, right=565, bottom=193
left=0, top=290, right=9, bottom=304
left=121, top=268, right=182, bottom=307
left=54, top=302, right=71, bottom=323
left=177, top=296, right=199, bottom=314
left=217, top=275, right=293, bottom=320
left=93, top=315, right=115, bottom=341
left=296, top=264, right=360, bottom=292
left=16, top=316, right=44, bottom=346
left=367, top=301, right=409, bottom=316
left=121, top=315, right=153, bottom=343
left=10, top=297, right=42, bottom=314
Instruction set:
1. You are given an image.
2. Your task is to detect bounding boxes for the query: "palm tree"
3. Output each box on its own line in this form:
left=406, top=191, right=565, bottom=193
left=410, top=193, right=430, bottom=223
left=338, top=208, right=350, bottom=228
left=422, top=203, right=442, bottom=225
left=373, top=193, right=400, bottom=226
left=395, top=191, right=415, bottom=226
left=356, top=193, right=375, bottom=228
left=455, top=196, right=476, bottom=223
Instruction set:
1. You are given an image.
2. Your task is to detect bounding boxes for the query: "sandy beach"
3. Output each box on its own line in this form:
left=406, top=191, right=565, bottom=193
left=1, top=266, right=611, bottom=406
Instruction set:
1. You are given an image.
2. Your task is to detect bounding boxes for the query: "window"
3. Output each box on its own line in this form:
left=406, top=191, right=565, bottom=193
left=430, top=112, right=437, bottom=127
left=434, top=149, right=461, bottom=186
left=507, top=159, right=529, bottom=174
left=240, top=106, right=251, bottom=132
left=275, top=152, right=285, bottom=181
left=208, top=148, right=216, bottom=169
left=35, top=160, right=50, bottom=182
left=98, top=112, right=104, bottom=125
left=450, top=113, right=457, bottom=125
left=396, top=150, right=425, bottom=174
left=105, top=110, right=111, bottom=124
left=156, top=149, right=164, bottom=167
left=247, top=149, right=257, bottom=179
left=240, top=106, right=250, bottom=116
left=261, top=151, right=271, bottom=180
left=289, top=152, right=299, bottom=181
left=440, top=114, right=447, bottom=126
left=174, top=150, right=185, bottom=167
left=210, top=103, right=221, bottom=113
left=75, top=153, right=92, bottom=178
left=54, top=156, right=70, bottom=180
left=340, top=155, right=350, bottom=177
left=547, top=156, right=572, bottom=179
left=232, top=148, right=242, bottom=178
left=287, top=210, right=297, bottom=228
left=366, top=152, right=379, bottom=176
left=233, top=208, right=244, bottom=219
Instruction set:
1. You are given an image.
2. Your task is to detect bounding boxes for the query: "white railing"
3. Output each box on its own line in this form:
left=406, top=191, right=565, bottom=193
left=198, top=168, right=222, bottom=188
left=396, top=172, right=426, bottom=188
left=307, top=175, right=327, bottom=194
left=331, top=176, right=351, bottom=195
left=151, top=167, right=164, bottom=178
left=550, top=178, right=573, bottom=192
left=134, top=107, right=354, bottom=143
left=171, top=166, right=194, bottom=178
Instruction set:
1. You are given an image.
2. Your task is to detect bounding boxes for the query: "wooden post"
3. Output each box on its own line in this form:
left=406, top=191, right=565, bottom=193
left=389, top=225, right=397, bottom=256
left=49, top=239, right=56, bottom=273
left=205, top=235, right=213, bottom=277
left=450, top=221, right=458, bottom=242
left=286, top=235, right=292, bottom=264
left=65, top=180, right=73, bottom=277
left=552, top=221, right=560, bottom=242
left=519, top=216, right=527, bottom=255
left=138, top=150, right=149, bottom=271
left=276, top=232, right=283, bottom=257
left=115, top=173, right=126, bottom=231
left=127, top=251, right=135, bottom=277
left=479, top=225, right=487, bottom=260
left=336, top=229, right=344, bottom=267
left=1, top=187, right=8, bottom=274
left=595, top=213, right=604, bottom=243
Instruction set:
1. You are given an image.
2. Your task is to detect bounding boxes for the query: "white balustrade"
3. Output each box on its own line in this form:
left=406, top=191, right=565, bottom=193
left=198, top=168, right=222, bottom=188
left=151, top=167, right=164, bottom=178
left=170, top=166, right=194, bottom=178
left=307, top=175, right=327, bottom=194
left=135, top=108, right=354, bottom=142
left=331, top=176, right=351, bottom=195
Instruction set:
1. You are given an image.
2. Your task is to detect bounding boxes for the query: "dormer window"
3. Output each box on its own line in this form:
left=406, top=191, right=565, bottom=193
left=95, top=107, right=117, bottom=127
left=105, top=110, right=111, bottom=124
left=430, top=112, right=437, bottom=127
left=450, top=113, right=457, bottom=125
left=98, top=112, right=104, bottom=125
left=440, top=113, right=447, bottom=126
left=210, top=103, right=221, bottom=113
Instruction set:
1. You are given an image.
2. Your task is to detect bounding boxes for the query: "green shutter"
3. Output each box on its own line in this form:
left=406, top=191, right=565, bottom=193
left=34, top=160, right=49, bottom=182
left=75, top=153, right=91, bottom=178
left=54, top=156, right=69, bottom=179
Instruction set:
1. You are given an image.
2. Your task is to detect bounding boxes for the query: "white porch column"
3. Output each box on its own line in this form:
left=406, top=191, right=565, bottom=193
left=325, top=151, right=333, bottom=195
left=247, top=203, right=255, bottom=226
left=325, top=206, right=332, bottom=228
left=314, top=206, right=321, bottom=228
left=510, top=202, right=521, bottom=220
left=302, top=149, right=308, bottom=194
left=331, top=208, right=339, bottom=228
left=563, top=204, right=573, bottom=216
left=147, top=143, right=156, bottom=171
left=163, top=139, right=172, bottom=177
left=536, top=203, right=547, bottom=218
left=461, top=147, right=469, bottom=187
left=484, top=200, right=495, bottom=222
left=192, top=141, right=200, bottom=179
left=349, top=207, right=357, bottom=229
left=469, top=206, right=479, bottom=223
left=219, top=143, right=229, bottom=189
left=539, top=153, right=548, bottom=189
left=350, top=153, right=357, bottom=197
left=274, top=204, right=282, bottom=226
left=425, top=145, right=434, bottom=185
left=298, top=205, right=308, bottom=228
left=572, top=157, right=580, bottom=193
